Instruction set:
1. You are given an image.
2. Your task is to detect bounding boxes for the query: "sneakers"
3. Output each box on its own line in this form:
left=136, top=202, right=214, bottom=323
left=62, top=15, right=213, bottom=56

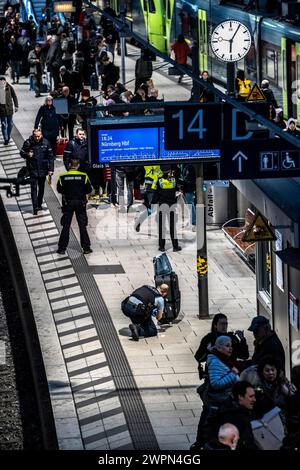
left=135, top=223, right=140, bottom=232
left=83, top=247, right=93, bottom=255
left=4, top=139, right=9, bottom=145
left=33, top=209, right=38, bottom=215
left=173, top=245, right=182, bottom=252
left=129, top=323, right=139, bottom=341
left=178, top=76, right=182, bottom=83
left=57, top=249, right=66, bottom=255
left=192, top=225, right=197, bottom=232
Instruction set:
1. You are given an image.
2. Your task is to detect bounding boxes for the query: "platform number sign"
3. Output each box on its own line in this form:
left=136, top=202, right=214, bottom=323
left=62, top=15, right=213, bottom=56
left=164, top=103, right=221, bottom=150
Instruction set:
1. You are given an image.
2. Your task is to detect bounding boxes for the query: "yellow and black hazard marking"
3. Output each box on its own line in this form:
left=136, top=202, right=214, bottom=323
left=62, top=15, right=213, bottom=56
left=197, top=256, right=208, bottom=276
left=266, top=252, right=271, bottom=273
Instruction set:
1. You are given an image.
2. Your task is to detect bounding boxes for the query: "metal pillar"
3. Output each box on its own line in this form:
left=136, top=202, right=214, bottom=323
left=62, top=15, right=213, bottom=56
left=227, top=62, right=235, bottom=96
left=120, top=33, right=126, bottom=84
left=196, top=163, right=209, bottom=318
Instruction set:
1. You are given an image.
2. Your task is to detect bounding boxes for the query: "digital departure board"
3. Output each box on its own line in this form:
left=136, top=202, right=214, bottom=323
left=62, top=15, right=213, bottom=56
left=98, top=127, right=158, bottom=162
left=88, top=116, right=220, bottom=166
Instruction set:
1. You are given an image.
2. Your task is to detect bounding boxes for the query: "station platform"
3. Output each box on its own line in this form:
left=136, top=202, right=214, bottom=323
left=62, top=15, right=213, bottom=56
left=0, top=47, right=256, bottom=450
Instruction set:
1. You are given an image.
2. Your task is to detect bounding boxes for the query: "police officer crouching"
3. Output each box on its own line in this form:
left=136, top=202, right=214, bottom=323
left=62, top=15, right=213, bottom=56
left=121, top=284, right=169, bottom=341
left=57, top=158, right=93, bottom=255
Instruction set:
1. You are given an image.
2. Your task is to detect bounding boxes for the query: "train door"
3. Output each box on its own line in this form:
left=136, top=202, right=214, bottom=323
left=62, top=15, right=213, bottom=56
left=198, top=9, right=208, bottom=73
left=140, top=0, right=167, bottom=52
left=281, top=38, right=299, bottom=119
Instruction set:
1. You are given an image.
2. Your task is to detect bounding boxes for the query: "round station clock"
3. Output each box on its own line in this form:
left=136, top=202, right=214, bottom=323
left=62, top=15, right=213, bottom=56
left=210, top=20, right=252, bottom=62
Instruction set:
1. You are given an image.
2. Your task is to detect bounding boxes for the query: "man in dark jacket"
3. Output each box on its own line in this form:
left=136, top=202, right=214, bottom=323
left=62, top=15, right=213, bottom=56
left=46, top=35, right=63, bottom=89
left=34, top=95, right=62, bottom=156
left=63, top=128, right=88, bottom=171
left=248, top=315, right=285, bottom=371
left=101, top=56, right=119, bottom=92
left=0, top=75, right=18, bottom=145
left=201, top=381, right=259, bottom=451
left=56, top=158, right=93, bottom=255
left=20, top=129, right=54, bottom=215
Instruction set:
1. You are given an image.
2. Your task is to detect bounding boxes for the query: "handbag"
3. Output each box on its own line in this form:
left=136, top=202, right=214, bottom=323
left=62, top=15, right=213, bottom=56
left=56, top=136, right=69, bottom=157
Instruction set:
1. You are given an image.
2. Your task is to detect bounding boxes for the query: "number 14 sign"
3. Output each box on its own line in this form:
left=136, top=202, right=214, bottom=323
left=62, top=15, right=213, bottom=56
left=164, top=103, right=222, bottom=150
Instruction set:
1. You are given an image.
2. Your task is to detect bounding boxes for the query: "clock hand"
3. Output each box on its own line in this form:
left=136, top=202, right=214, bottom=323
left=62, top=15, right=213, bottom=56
left=230, top=24, right=241, bottom=42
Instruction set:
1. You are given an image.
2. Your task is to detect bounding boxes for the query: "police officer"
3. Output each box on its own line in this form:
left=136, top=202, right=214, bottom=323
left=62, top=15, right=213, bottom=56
left=135, top=165, right=163, bottom=232
left=20, top=128, right=54, bottom=215
left=57, top=158, right=93, bottom=255
left=121, top=283, right=169, bottom=341
left=156, top=166, right=182, bottom=252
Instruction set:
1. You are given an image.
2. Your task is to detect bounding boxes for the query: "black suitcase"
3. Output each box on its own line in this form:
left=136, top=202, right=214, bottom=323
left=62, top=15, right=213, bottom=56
left=90, top=73, right=99, bottom=91
left=155, top=271, right=181, bottom=321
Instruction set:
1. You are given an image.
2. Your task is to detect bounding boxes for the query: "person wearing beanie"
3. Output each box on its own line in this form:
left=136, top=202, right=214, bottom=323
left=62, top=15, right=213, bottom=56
left=261, top=79, right=278, bottom=108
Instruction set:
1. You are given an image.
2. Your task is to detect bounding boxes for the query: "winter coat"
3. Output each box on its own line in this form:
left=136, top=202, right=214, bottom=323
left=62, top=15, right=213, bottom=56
left=63, top=138, right=89, bottom=171
left=28, top=49, right=44, bottom=75
left=206, top=352, right=240, bottom=405
left=20, top=136, right=54, bottom=178
left=0, top=82, right=18, bottom=116
left=252, top=332, right=285, bottom=371
left=34, top=105, right=61, bottom=137
left=46, top=40, right=63, bottom=70
left=171, top=41, right=191, bottom=65
left=135, top=58, right=153, bottom=79
left=195, top=331, right=249, bottom=363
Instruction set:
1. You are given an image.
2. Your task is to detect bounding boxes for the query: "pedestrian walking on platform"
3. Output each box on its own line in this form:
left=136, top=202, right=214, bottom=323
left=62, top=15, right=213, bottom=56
left=156, top=166, right=182, bottom=252
left=20, top=128, right=54, bottom=215
left=0, top=75, right=18, bottom=145
left=56, top=158, right=93, bottom=255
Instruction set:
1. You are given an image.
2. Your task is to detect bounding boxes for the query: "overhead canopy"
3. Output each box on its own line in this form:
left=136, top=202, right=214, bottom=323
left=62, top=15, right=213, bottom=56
left=275, top=247, right=300, bottom=271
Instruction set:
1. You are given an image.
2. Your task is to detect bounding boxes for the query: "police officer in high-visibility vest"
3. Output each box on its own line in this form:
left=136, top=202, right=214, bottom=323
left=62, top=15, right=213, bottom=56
left=135, top=165, right=163, bottom=232
left=156, top=166, right=182, bottom=252
left=57, top=158, right=93, bottom=255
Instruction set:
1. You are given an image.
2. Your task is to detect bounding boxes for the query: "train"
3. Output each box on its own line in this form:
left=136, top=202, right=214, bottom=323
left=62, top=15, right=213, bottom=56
left=92, top=0, right=300, bottom=121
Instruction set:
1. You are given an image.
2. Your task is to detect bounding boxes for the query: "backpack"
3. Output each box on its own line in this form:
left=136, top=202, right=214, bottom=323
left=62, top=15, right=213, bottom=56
left=67, top=40, right=75, bottom=54
left=237, top=78, right=251, bottom=98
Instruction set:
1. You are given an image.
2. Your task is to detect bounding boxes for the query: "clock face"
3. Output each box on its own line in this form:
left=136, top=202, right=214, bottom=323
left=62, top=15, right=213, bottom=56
left=210, top=20, right=252, bottom=62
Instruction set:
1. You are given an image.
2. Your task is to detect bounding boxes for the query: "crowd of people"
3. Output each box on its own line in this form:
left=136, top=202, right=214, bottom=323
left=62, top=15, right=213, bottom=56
left=192, top=314, right=300, bottom=450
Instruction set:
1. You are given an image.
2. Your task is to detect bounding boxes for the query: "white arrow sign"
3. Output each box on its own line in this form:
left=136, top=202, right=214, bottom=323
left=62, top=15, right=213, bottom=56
left=232, top=151, right=248, bottom=173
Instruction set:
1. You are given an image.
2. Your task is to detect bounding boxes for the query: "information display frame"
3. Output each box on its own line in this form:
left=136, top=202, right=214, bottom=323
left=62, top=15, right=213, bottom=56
left=88, top=116, right=220, bottom=168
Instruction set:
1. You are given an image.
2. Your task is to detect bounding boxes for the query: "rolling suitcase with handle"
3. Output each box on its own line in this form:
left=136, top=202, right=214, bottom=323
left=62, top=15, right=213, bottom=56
left=153, top=253, right=181, bottom=322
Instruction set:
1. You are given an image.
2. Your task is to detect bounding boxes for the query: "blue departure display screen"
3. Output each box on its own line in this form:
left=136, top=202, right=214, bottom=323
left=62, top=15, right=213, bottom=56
left=97, top=126, right=220, bottom=163
left=98, top=128, right=158, bottom=162
left=159, top=128, right=220, bottom=159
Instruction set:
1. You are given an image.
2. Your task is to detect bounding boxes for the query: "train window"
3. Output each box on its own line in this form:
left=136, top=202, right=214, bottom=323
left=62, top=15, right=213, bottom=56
left=266, top=49, right=276, bottom=80
left=148, top=0, right=156, bottom=13
left=167, top=0, right=171, bottom=20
